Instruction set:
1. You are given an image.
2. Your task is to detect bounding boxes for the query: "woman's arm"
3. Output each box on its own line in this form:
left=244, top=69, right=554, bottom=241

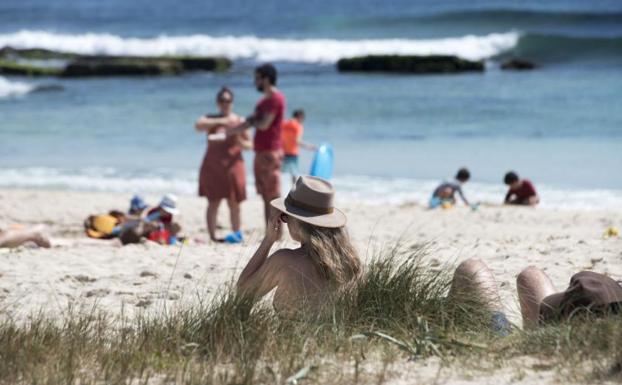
left=237, top=210, right=283, bottom=296
left=195, top=115, right=230, bottom=132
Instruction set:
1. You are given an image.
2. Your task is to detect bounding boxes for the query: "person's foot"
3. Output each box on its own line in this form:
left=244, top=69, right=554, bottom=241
left=224, top=230, right=243, bottom=244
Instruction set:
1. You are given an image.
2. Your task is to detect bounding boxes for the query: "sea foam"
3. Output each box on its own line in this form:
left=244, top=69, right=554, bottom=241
left=0, top=76, right=35, bottom=99
left=0, top=30, right=520, bottom=63
left=1, top=167, right=620, bottom=212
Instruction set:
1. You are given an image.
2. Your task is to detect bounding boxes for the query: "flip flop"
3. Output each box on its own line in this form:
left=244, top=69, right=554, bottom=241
left=224, top=230, right=243, bottom=244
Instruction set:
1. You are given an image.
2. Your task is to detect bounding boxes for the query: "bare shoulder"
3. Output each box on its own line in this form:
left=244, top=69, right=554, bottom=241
left=268, top=248, right=300, bottom=264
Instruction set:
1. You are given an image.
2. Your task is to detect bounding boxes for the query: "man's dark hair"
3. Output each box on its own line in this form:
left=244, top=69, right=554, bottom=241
left=255, top=63, right=277, bottom=85
left=504, top=171, right=519, bottom=185
left=456, top=168, right=470, bottom=182
left=293, top=109, right=305, bottom=119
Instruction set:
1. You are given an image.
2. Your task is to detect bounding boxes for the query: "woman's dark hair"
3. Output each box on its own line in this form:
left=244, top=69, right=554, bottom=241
left=504, top=171, right=519, bottom=185
left=456, top=167, right=470, bottom=182
left=255, top=63, right=278, bottom=85
left=216, top=86, right=234, bottom=101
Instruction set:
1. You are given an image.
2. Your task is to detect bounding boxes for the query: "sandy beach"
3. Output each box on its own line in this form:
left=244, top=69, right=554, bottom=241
left=1, top=187, right=620, bottom=323
left=1, top=188, right=621, bottom=383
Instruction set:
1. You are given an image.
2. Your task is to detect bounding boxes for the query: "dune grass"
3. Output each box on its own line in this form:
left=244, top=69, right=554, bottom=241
left=0, top=245, right=620, bottom=384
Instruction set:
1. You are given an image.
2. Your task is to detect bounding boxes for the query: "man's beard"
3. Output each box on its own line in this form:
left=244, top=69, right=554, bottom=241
left=256, top=84, right=264, bottom=92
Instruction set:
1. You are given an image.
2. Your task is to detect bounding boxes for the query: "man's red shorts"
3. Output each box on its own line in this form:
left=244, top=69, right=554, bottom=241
left=253, top=150, right=283, bottom=200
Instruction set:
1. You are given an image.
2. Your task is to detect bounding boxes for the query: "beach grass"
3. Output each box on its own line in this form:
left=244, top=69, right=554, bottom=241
left=1, top=245, right=620, bottom=384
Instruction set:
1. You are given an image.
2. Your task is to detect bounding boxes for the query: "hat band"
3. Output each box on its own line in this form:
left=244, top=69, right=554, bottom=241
left=285, top=194, right=334, bottom=215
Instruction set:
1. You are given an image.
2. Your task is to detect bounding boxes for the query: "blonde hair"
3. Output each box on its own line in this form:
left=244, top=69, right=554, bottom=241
left=296, top=220, right=362, bottom=286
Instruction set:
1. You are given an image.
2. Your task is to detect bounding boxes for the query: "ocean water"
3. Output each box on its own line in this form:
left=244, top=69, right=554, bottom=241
left=1, top=0, right=621, bottom=210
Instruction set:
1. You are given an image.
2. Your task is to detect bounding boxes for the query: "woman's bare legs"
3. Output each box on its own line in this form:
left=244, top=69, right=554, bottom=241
left=206, top=199, right=221, bottom=241
left=516, top=266, right=556, bottom=328
left=0, top=225, right=51, bottom=248
left=448, top=258, right=503, bottom=312
left=227, top=198, right=241, bottom=233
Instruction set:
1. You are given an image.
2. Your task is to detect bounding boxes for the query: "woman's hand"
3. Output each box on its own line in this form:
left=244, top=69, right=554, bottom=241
left=264, top=208, right=283, bottom=244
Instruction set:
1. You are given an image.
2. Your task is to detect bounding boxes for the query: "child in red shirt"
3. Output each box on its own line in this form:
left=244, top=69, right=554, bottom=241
left=504, top=171, right=540, bottom=206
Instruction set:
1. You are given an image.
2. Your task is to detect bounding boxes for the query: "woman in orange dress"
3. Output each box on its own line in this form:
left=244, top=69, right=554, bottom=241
left=195, top=87, right=251, bottom=243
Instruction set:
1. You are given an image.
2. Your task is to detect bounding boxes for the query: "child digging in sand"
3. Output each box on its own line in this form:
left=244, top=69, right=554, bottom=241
left=429, top=168, right=472, bottom=209
left=503, top=171, right=540, bottom=206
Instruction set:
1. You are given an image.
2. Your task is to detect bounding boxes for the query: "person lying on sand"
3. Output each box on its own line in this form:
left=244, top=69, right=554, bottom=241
left=119, top=194, right=182, bottom=245
left=517, top=266, right=622, bottom=328
left=0, top=224, right=51, bottom=248
left=429, top=168, right=472, bottom=209
left=504, top=171, right=539, bottom=206
left=237, top=176, right=362, bottom=315
left=462, top=259, right=621, bottom=329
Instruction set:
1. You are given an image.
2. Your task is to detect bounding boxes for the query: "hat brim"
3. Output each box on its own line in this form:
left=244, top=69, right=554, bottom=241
left=160, top=206, right=179, bottom=215
left=271, top=197, right=346, bottom=228
left=539, top=292, right=565, bottom=323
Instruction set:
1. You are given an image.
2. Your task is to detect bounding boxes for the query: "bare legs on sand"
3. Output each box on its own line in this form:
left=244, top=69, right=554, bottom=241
left=206, top=198, right=242, bottom=242
left=0, top=225, right=51, bottom=248
left=448, top=257, right=504, bottom=313
left=516, top=266, right=556, bottom=328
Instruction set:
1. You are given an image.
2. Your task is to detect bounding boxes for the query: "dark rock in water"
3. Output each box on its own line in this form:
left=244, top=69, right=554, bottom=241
left=178, top=57, right=232, bottom=72
left=0, top=46, right=232, bottom=77
left=337, top=55, right=484, bottom=74
left=0, top=60, right=63, bottom=76
left=61, top=57, right=184, bottom=77
left=501, top=59, right=537, bottom=70
left=62, top=56, right=232, bottom=77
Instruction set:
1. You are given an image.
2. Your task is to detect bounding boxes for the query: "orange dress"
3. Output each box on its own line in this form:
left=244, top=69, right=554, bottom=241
left=198, top=116, right=247, bottom=202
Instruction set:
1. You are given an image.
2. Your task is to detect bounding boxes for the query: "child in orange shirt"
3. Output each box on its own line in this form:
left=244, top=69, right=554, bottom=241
left=281, top=109, right=316, bottom=183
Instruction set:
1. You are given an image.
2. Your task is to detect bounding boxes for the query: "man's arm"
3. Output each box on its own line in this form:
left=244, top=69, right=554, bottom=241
left=254, top=113, right=276, bottom=131
left=227, top=118, right=254, bottom=136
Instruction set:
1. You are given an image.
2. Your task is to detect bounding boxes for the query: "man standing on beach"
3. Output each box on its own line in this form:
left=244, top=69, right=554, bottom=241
left=224, top=63, right=286, bottom=228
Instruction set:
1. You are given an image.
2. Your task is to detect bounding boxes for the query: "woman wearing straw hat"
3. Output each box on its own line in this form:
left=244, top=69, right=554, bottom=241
left=237, top=176, right=361, bottom=313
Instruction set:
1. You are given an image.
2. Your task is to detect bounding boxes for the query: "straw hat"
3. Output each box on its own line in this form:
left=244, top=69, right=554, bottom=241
left=540, top=271, right=622, bottom=321
left=271, top=176, right=346, bottom=228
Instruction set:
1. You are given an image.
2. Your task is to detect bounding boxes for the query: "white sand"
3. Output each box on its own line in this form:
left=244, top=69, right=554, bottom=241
left=1, top=187, right=621, bottom=383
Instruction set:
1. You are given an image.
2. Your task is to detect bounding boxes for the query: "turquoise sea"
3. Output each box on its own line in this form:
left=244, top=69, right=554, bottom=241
left=1, top=0, right=621, bottom=210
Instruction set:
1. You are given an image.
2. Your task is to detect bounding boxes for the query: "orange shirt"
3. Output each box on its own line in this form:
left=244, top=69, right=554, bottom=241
left=281, top=119, right=303, bottom=156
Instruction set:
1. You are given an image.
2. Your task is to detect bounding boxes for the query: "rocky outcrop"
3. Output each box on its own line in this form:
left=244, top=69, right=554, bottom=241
left=61, top=58, right=184, bottom=77
left=177, top=57, right=231, bottom=72
left=0, top=47, right=77, bottom=60
left=337, top=55, right=485, bottom=74
left=501, top=59, right=537, bottom=70
left=0, top=60, right=63, bottom=76
left=0, top=47, right=232, bottom=77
